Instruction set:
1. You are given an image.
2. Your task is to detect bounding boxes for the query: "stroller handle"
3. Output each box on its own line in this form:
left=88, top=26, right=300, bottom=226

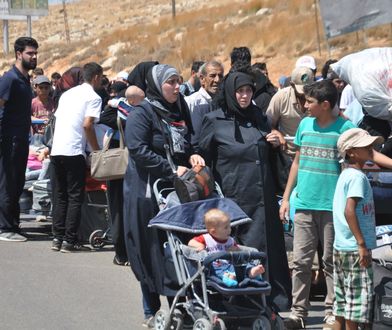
left=202, top=250, right=267, bottom=267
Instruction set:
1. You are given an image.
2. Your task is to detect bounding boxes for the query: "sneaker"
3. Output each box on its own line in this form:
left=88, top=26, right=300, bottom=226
left=35, top=215, right=47, bottom=222
left=284, top=315, right=306, bottom=329
left=51, top=238, right=62, bottom=251
left=113, top=255, right=130, bottom=266
left=0, top=231, right=27, bottom=242
left=323, top=313, right=335, bottom=329
left=60, top=241, right=90, bottom=253
left=142, top=315, right=154, bottom=328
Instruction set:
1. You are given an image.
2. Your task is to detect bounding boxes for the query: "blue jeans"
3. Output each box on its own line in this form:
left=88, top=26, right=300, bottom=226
left=140, top=283, right=161, bottom=318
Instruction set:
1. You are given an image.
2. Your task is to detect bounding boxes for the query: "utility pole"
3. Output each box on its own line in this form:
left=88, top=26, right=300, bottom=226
left=172, top=0, right=176, bottom=19
left=314, top=0, right=321, bottom=56
left=62, top=0, right=70, bottom=43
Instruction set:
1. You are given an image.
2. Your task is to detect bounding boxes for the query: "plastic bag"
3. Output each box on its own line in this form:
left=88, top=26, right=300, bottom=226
left=331, top=48, right=392, bottom=120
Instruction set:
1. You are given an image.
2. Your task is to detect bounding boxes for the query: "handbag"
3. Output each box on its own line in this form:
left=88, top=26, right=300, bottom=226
left=173, top=165, right=215, bottom=203
left=90, top=117, right=128, bottom=181
left=158, top=115, right=214, bottom=203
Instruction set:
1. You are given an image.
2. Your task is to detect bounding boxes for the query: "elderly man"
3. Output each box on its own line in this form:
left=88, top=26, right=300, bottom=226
left=185, top=60, right=224, bottom=150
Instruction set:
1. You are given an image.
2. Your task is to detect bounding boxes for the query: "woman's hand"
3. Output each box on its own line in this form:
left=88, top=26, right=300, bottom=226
left=176, top=166, right=188, bottom=177
left=266, top=130, right=282, bottom=148
left=189, top=154, right=205, bottom=167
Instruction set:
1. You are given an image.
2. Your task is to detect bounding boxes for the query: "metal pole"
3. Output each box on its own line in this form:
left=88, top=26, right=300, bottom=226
left=314, top=0, right=321, bottom=56
left=172, top=0, right=176, bottom=19
left=3, top=20, right=9, bottom=55
left=62, top=0, right=71, bottom=43
left=27, top=15, right=32, bottom=37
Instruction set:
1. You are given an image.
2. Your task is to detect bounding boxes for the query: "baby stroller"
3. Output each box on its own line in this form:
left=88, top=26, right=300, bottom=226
left=372, top=225, right=392, bottom=330
left=149, top=181, right=284, bottom=330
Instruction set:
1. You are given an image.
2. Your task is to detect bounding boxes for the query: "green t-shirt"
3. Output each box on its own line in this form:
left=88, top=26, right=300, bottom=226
left=294, top=116, right=355, bottom=211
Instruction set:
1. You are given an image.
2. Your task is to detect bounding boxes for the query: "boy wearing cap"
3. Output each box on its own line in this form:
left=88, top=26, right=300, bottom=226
left=280, top=80, right=355, bottom=329
left=31, top=75, right=54, bottom=134
left=333, top=128, right=386, bottom=330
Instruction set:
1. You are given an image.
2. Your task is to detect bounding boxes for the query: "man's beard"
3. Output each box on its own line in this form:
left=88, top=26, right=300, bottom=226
left=22, top=58, right=37, bottom=71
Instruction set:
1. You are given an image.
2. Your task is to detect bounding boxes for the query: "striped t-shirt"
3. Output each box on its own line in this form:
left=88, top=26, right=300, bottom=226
left=294, top=116, right=355, bottom=211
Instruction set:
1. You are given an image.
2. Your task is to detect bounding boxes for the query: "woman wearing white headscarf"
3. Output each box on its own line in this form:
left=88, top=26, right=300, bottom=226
left=123, top=64, right=204, bottom=325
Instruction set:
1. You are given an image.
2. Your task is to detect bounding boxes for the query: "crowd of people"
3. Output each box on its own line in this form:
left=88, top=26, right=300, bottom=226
left=0, top=36, right=389, bottom=330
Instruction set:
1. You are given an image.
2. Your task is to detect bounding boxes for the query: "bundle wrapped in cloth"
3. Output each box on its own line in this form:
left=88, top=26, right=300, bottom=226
left=331, top=47, right=392, bottom=120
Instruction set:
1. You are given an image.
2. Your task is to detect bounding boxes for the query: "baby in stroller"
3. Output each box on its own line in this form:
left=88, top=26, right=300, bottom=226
left=188, top=208, right=265, bottom=288
left=149, top=196, right=284, bottom=329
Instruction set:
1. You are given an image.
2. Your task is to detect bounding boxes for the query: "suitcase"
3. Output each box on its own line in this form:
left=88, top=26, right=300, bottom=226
left=372, top=227, right=392, bottom=329
left=372, top=259, right=392, bottom=329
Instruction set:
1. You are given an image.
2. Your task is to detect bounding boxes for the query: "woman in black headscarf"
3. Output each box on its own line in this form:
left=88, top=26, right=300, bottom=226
left=127, top=61, right=159, bottom=91
left=199, top=71, right=292, bottom=312
left=123, top=64, right=204, bottom=326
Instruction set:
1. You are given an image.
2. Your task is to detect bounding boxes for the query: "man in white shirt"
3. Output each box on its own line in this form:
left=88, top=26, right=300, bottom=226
left=50, top=62, right=103, bottom=253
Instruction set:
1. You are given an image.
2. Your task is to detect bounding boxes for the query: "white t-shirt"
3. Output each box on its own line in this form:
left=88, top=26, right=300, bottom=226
left=51, top=83, right=102, bottom=157
left=340, top=84, right=356, bottom=110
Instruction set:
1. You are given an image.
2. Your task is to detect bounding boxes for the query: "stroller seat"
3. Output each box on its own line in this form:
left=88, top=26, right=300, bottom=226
left=181, top=245, right=272, bottom=295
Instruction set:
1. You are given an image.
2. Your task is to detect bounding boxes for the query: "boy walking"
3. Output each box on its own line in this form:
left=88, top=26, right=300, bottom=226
left=279, top=80, right=355, bottom=328
left=333, top=128, right=385, bottom=329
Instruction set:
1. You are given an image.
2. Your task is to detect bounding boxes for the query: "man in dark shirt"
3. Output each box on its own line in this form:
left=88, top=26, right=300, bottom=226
left=0, top=37, right=39, bottom=242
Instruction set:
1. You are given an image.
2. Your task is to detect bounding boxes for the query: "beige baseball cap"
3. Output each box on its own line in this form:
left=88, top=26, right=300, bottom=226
left=290, top=66, right=315, bottom=94
left=337, top=128, right=384, bottom=159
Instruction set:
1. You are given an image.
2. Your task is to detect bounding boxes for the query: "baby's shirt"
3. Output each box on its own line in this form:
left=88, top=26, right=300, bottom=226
left=192, top=233, right=237, bottom=253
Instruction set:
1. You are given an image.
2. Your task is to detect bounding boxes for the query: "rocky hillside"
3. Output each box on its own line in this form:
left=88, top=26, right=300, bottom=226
left=1, top=0, right=390, bottom=84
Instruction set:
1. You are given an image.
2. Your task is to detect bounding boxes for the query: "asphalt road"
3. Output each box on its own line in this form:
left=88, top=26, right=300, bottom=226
left=0, top=217, right=325, bottom=330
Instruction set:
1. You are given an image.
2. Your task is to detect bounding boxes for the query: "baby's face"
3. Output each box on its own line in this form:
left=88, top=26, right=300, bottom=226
left=212, top=217, right=231, bottom=241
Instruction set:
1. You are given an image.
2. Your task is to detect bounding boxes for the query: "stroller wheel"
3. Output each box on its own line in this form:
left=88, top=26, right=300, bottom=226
left=252, top=316, right=271, bottom=330
left=214, top=318, right=226, bottom=330
left=89, top=230, right=105, bottom=249
left=172, top=309, right=184, bottom=330
left=272, top=315, right=284, bottom=330
left=193, top=318, right=213, bottom=330
left=154, top=309, right=171, bottom=330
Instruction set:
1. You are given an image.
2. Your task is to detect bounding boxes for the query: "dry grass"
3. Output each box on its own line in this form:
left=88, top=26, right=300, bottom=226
left=0, top=0, right=390, bottom=82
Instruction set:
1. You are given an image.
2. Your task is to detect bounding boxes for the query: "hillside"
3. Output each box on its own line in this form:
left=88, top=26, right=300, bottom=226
left=1, top=0, right=391, bottom=84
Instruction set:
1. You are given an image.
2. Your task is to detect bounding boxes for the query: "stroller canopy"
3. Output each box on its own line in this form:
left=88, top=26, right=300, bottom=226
left=149, top=197, right=252, bottom=234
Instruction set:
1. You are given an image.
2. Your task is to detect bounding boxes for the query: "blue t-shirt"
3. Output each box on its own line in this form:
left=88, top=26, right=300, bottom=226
left=333, top=167, right=377, bottom=251
left=294, top=116, right=355, bottom=211
left=0, top=65, right=33, bottom=138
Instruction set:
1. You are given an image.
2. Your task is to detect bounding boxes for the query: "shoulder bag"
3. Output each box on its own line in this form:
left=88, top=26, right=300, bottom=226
left=159, top=119, right=214, bottom=203
left=90, top=117, right=128, bottom=181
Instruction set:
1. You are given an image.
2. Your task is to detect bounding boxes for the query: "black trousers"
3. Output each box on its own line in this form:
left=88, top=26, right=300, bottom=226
left=50, top=155, right=86, bottom=243
left=0, top=136, right=29, bottom=232
left=107, top=179, right=127, bottom=259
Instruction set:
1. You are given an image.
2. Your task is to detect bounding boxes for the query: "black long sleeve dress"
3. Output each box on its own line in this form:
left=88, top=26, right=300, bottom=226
left=199, top=108, right=292, bottom=311
left=123, top=100, right=192, bottom=296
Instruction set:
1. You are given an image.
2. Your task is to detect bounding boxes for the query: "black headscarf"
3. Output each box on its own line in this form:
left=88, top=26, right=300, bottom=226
left=127, top=61, right=159, bottom=92
left=224, top=72, right=256, bottom=118
left=145, top=64, right=193, bottom=132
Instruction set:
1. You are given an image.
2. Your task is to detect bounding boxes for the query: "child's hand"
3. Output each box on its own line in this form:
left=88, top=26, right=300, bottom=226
left=279, top=200, right=290, bottom=224
left=358, top=246, right=371, bottom=268
left=249, top=265, right=265, bottom=278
